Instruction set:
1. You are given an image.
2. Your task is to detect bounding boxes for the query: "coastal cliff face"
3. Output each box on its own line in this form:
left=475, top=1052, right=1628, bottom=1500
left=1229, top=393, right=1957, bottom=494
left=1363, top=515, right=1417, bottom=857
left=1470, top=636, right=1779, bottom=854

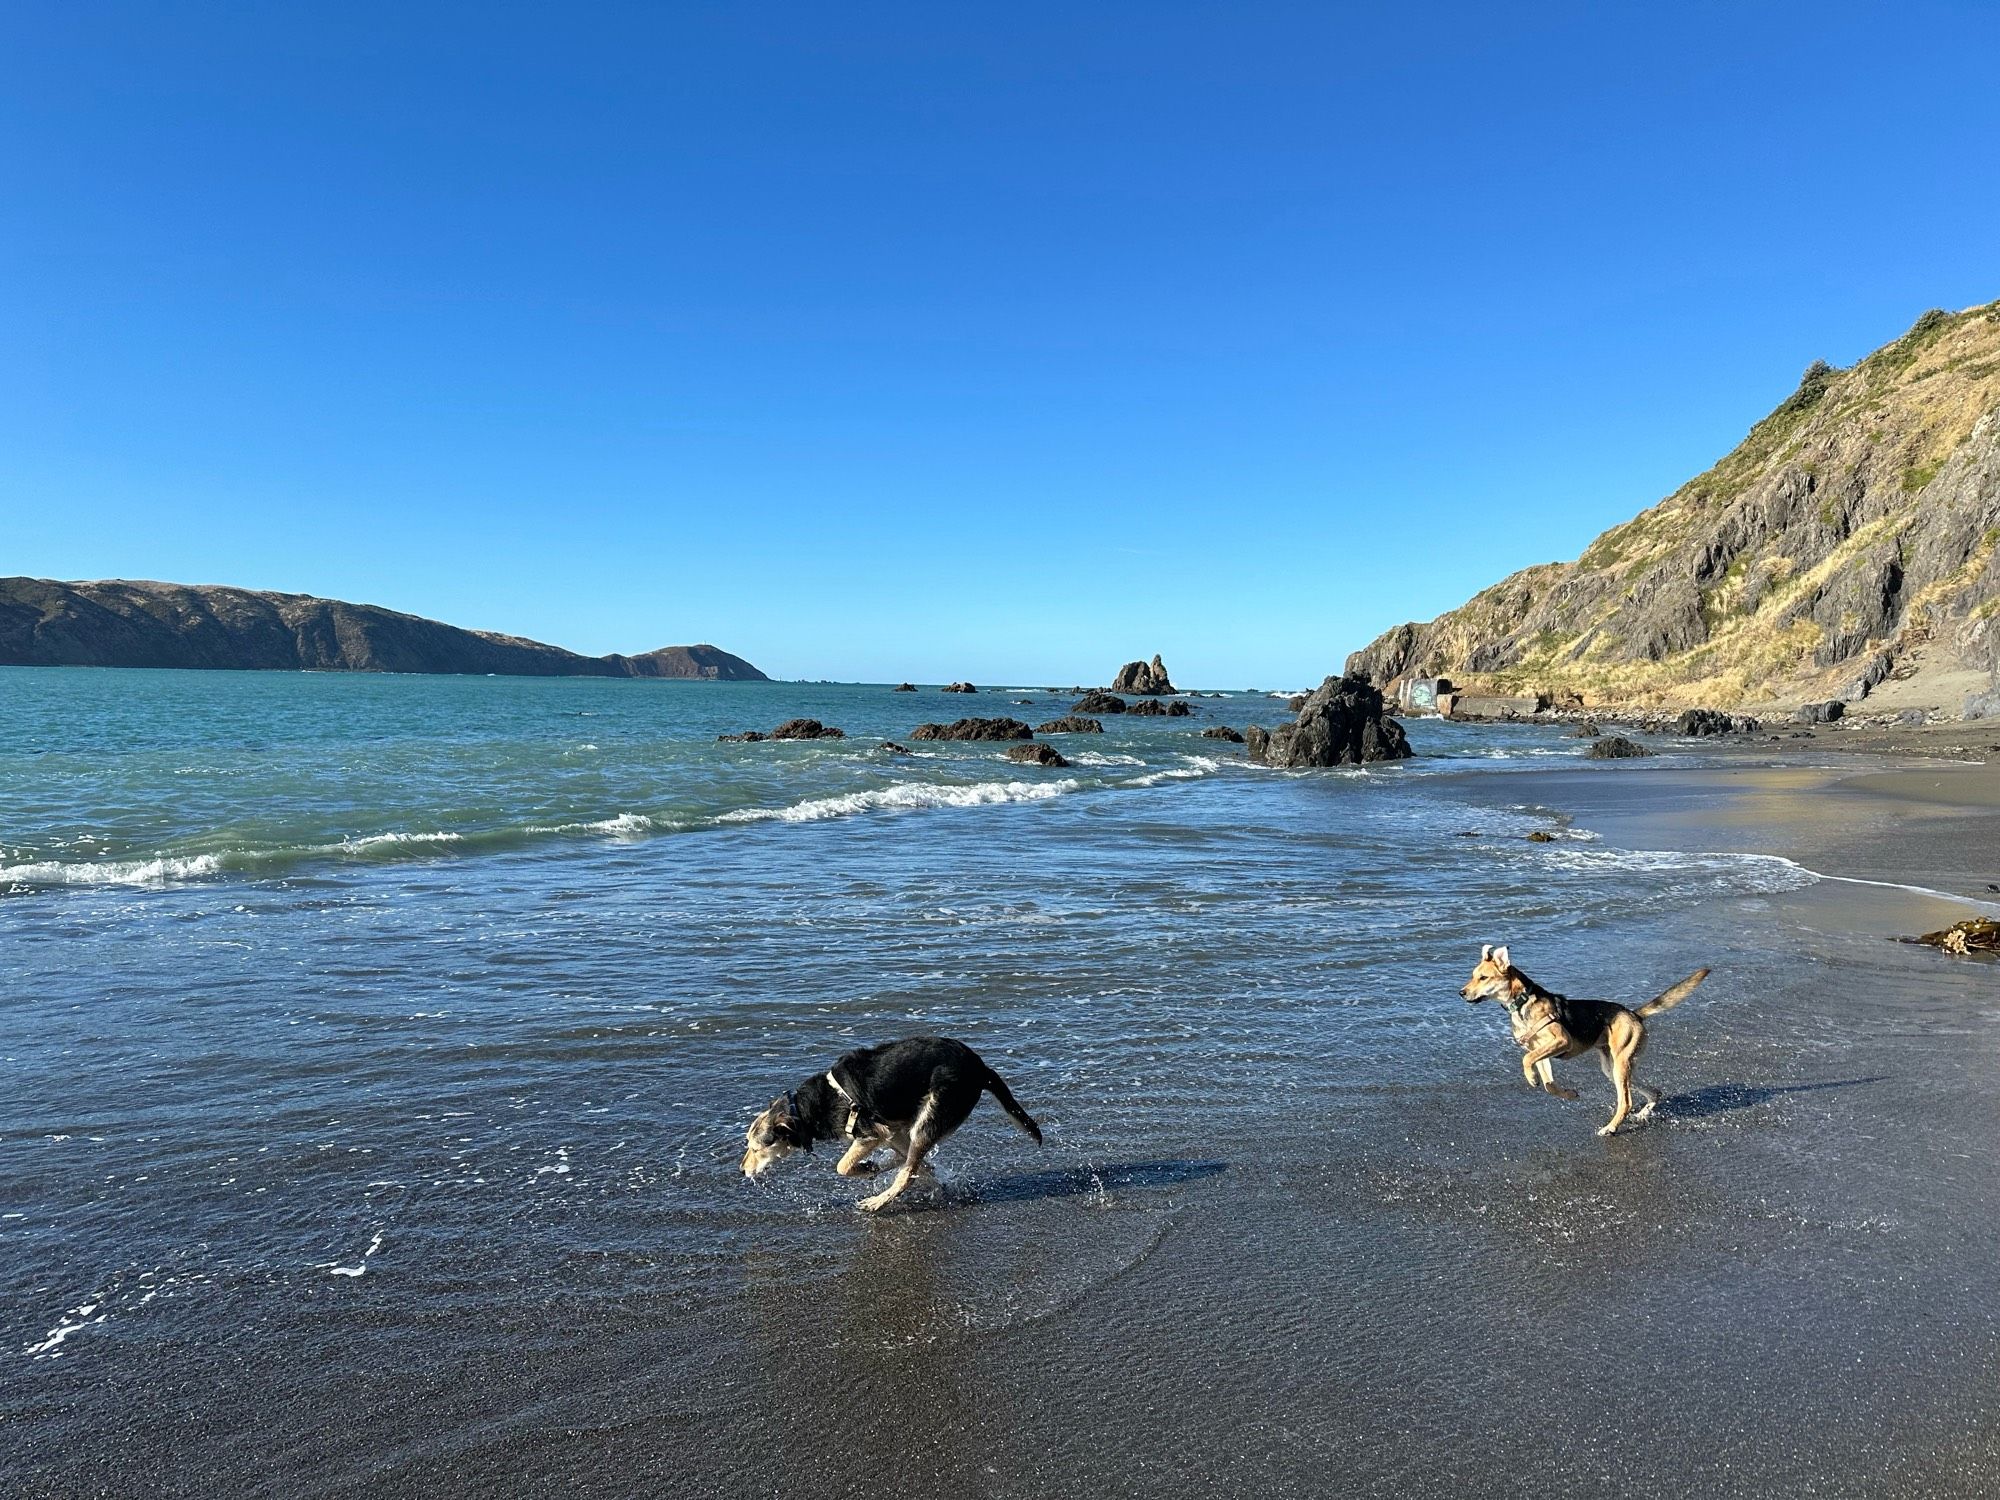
left=1349, top=300, right=2000, bottom=713
left=0, top=578, right=768, bottom=680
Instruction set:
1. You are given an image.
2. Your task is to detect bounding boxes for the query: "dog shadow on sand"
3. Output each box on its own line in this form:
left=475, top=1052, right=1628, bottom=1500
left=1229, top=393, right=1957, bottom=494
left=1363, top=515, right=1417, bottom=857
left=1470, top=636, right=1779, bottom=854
left=946, top=1158, right=1227, bottom=1207
left=1656, top=1076, right=1887, bottom=1120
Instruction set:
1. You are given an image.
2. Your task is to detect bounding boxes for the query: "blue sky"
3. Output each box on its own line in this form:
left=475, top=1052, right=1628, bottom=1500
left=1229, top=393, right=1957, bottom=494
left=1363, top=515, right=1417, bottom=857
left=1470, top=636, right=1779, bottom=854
left=4, top=3, right=1996, bottom=685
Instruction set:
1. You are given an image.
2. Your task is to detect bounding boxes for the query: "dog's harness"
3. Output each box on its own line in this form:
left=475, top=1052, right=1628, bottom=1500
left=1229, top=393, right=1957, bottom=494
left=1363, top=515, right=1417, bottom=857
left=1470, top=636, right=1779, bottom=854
left=1506, top=992, right=1565, bottom=1049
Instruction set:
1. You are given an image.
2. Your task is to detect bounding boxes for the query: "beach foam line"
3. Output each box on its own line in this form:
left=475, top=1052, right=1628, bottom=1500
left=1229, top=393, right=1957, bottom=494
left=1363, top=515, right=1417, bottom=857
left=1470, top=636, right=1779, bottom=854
left=0, top=853, right=226, bottom=888
left=717, top=778, right=1082, bottom=824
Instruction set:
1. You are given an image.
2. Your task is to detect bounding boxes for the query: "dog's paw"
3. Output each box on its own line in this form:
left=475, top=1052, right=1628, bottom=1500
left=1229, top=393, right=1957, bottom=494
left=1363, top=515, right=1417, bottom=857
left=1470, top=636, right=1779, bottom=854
left=1596, top=1123, right=1619, bottom=1137
left=857, top=1192, right=896, bottom=1213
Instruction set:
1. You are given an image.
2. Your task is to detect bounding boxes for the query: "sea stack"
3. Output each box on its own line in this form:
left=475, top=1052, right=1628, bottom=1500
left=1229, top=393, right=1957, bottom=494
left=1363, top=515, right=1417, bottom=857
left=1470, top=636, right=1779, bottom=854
left=1244, top=673, right=1412, bottom=767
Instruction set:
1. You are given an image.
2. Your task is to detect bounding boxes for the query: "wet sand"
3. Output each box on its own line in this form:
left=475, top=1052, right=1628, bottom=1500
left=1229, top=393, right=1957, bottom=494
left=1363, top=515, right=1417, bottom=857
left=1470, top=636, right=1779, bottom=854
left=14, top=738, right=2000, bottom=1499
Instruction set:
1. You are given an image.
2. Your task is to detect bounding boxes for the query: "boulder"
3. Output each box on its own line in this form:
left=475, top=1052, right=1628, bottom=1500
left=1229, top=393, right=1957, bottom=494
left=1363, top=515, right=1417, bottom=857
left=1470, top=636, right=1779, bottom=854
left=1070, top=691, right=1129, bottom=715
left=1006, top=743, right=1070, bottom=768
left=943, top=681, right=978, bottom=694
left=1793, top=700, right=1846, bottom=724
left=909, top=717, right=1034, bottom=742
left=1244, top=725, right=1271, bottom=761
left=719, top=718, right=846, bottom=742
left=1112, top=654, right=1176, bottom=695
left=1244, top=673, right=1413, bottom=767
left=770, top=718, right=844, bottom=740
left=1036, top=716, right=1104, bottom=734
left=1287, top=694, right=1309, bottom=712
left=1127, top=698, right=1191, bottom=717
left=1201, top=726, right=1246, bottom=742
left=1585, top=735, right=1655, bottom=759
left=878, top=740, right=912, bottom=755
left=1675, top=709, right=1736, bottom=737
left=1568, top=721, right=1603, bottom=738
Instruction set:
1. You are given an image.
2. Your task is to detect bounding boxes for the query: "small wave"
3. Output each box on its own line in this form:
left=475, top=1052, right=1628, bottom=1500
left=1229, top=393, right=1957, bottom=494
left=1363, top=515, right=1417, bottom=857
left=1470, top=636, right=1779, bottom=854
left=337, top=831, right=466, bottom=853
left=1, top=854, right=225, bottom=888
left=717, top=779, right=1081, bottom=824
left=524, top=813, right=660, bottom=839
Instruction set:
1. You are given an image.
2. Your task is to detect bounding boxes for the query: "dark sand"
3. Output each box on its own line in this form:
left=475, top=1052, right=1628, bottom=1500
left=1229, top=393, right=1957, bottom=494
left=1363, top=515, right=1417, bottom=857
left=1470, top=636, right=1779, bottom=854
left=16, top=736, right=2000, bottom=1499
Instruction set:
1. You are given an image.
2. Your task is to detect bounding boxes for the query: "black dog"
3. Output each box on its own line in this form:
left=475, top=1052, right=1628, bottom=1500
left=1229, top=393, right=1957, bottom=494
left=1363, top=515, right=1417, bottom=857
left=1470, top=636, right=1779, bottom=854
left=740, top=1036, right=1042, bottom=1210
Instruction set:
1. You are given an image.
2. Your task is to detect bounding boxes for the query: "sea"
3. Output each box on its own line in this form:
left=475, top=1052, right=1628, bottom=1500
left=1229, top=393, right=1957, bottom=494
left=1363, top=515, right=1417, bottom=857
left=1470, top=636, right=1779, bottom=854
left=5, top=669, right=1997, bottom=1497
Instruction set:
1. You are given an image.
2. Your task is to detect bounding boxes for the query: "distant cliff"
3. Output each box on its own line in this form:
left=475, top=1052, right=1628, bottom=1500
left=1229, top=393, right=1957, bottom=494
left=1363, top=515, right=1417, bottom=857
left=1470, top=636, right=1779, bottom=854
left=1349, top=300, right=2000, bottom=715
left=0, top=578, right=768, bottom=680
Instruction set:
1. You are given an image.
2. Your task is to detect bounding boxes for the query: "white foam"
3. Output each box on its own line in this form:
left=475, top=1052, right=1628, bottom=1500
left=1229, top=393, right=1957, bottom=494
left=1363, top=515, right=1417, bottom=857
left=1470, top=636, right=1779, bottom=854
left=526, top=812, right=658, bottom=839
left=24, top=1301, right=108, bottom=1358
left=0, top=854, right=224, bottom=887
left=718, top=779, right=1080, bottom=824
left=326, top=1229, right=386, bottom=1278
left=337, top=831, right=465, bottom=853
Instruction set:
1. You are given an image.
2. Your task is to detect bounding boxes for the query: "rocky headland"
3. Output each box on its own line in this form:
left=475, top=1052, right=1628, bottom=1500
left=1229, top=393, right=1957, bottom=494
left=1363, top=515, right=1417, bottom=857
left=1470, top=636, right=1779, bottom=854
left=0, top=578, right=767, bottom=680
left=1349, top=300, right=2000, bottom=719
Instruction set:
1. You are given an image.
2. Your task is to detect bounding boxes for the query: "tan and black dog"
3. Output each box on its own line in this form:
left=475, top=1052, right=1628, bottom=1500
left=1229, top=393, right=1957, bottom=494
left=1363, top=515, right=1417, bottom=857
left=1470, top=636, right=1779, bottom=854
left=1460, top=945, right=1710, bottom=1135
left=741, top=1036, right=1042, bottom=1211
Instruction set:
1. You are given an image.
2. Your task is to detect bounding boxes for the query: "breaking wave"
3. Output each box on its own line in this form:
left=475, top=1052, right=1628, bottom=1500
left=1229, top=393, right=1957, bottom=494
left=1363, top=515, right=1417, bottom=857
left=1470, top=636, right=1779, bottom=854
left=717, top=778, right=1081, bottom=824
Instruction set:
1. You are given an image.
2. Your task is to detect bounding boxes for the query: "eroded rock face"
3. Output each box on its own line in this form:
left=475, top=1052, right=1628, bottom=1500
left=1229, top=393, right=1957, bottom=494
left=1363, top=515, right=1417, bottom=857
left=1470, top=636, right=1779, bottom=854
left=1035, top=716, right=1103, bottom=734
left=1343, top=305, right=2000, bottom=714
left=909, top=717, right=1034, bottom=741
left=1112, top=655, right=1176, bottom=695
left=1005, top=743, right=1070, bottom=768
left=1070, top=691, right=1128, bottom=715
left=1244, top=674, right=1412, bottom=767
left=1585, top=735, right=1655, bottom=758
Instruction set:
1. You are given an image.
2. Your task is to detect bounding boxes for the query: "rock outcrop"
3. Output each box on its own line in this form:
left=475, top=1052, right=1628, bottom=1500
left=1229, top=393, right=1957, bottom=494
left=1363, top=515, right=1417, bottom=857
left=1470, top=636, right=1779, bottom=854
left=718, top=718, right=844, bottom=742
left=1586, top=735, right=1655, bottom=759
left=1347, top=301, right=2000, bottom=715
left=1036, top=716, right=1103, bottom=734
left=1005, top=743, right=1070, bottom=768
left=1127, top=699, right=1191, bottom=717
left=1201, top=725, right=1246, bottom=742
left=1794, top=700, right=1847, bottom=723
left=942, top=681, right=978, bottom=694
left=909, top=717, right=1034, bottom=742
left=892, top=683, right=917, bottom=692
left=1070, top=691, right=1128, bottom=715
left=0, top=577, right=768, bottom=680
left=1243, top=673, right=1413, bottom=767
left=1112, top=655, right=1176, bottom=695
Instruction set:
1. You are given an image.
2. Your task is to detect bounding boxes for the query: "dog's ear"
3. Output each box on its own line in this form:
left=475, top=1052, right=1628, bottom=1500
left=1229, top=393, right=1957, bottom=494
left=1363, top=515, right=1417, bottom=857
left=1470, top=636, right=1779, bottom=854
left=768, top=1094, right=790, bottom=1117
left=1492, top=944, right=1511, bottom=968
left=1480, top=943, right=1492, bottom=962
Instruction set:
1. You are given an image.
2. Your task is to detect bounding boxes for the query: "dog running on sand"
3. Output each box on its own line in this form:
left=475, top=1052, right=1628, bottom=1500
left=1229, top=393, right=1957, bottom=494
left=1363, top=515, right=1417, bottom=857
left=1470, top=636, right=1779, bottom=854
left=740, top=1035, right=1043, bottom=1211
left=1460, top=945, right=1710, bottom=1135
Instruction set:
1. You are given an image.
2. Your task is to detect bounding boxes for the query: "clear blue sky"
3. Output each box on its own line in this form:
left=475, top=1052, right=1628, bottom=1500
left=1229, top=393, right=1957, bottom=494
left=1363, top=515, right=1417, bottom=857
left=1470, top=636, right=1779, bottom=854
left=4, top=3, right=1996, bottom=685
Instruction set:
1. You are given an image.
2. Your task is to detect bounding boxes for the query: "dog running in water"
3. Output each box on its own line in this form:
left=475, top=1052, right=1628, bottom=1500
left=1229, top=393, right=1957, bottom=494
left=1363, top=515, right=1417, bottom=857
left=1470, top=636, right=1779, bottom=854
left=1460, top=945, right=1710, bottom=1135
left=740, top=1035, right=1042, bottom=1211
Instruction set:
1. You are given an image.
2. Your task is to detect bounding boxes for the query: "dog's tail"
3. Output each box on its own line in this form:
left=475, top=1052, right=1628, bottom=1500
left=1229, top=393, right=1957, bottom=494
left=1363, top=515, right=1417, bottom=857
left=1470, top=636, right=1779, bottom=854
left=983, top=1066, right=1043, bottom=1143
left=1636, top=967, right=1711, bottom=1019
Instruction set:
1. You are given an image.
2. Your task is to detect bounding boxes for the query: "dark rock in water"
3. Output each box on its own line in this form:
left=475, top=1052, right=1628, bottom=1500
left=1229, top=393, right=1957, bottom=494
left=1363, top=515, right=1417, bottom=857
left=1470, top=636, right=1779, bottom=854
left=878, top=741, right=912, bottom=755
left=1244, top=725, right=1271, bottom=761
left=909, top=717, right=1034, bottom=742
left=721, top=718, right=844, bottom=742
left=1568, top=721, right=1603, bottom=738
left=1676, top=709, right=1736, bottom=737
left=1585, top=735, right=1655, bottom=758
left=1244, top=673, right=1412, bottom=767
left=1526, top=830, right=1557, bottom=842
left=1112, top=654, right=1176, bottom=695
left=0, top=576, right=770, bottom=679
left=1127, top=698, right=1191, bottom=717
left=1201, top=725, right=1245, bottom=742
left=1036, top=716, right=1103, bottom=734
left=771, top=718, right=844, bottom=740
left=1794, top=700, right=1846, bottom=724
left=892, top=683, right=917, bottom=692
left=1070, top=691, right=1128, bottom=715
left=942, top=681, right=978, bottom=694
left=1005, top=742, right=1070, bottom=768
left=1286, top=694, right=1309, bottom=712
